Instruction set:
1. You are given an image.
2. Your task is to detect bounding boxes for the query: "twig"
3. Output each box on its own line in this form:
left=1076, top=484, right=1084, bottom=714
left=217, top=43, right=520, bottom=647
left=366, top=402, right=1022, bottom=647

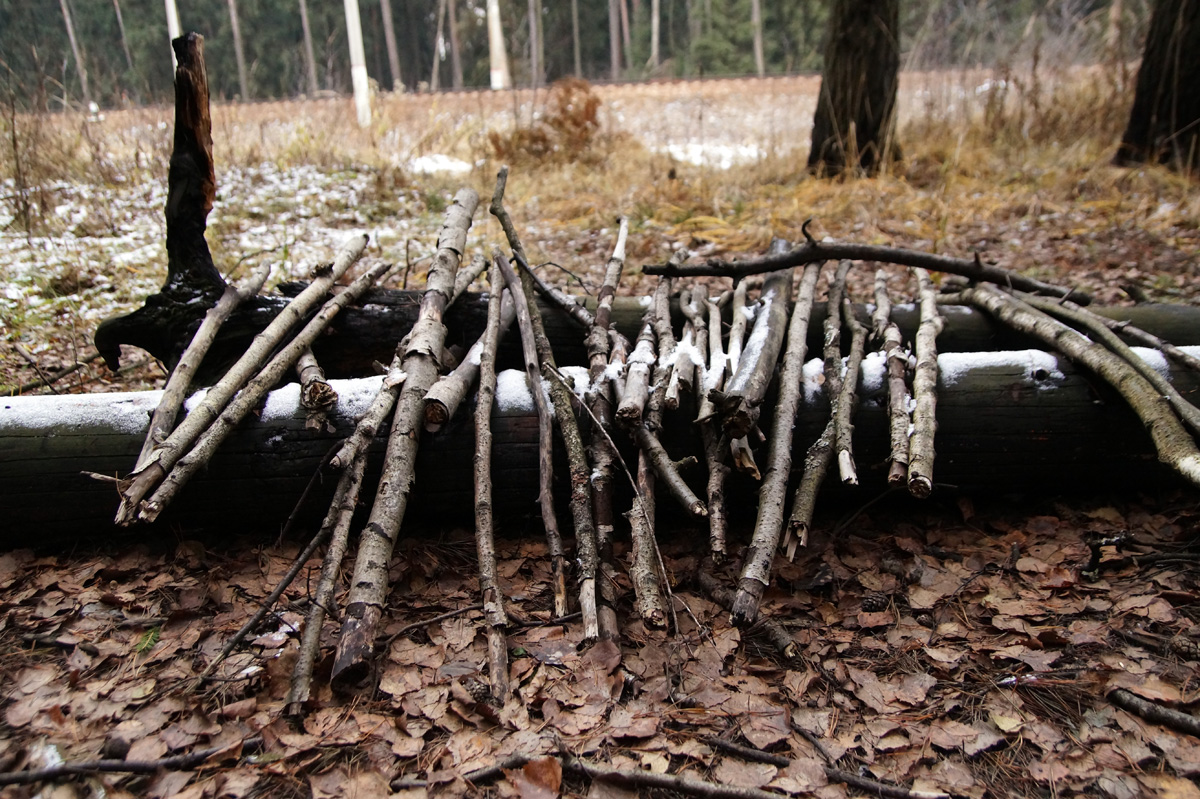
left=473, top=260, right=510, bottom=701
left=331, top=189, right=479, bottom=691
left=13, top=344, right=61, bottom=395
left=561, top=754, right=806, bottom=799
left=632, top=424, right=707, bottom=517
left=377, top=603, right=484, bottom=650
left=961, top=284, right=1200, bottom=488
left=836, top=289, right=869, bottom=485
left=874, top=270, right=912, bottom=485
left=0, top=737, right=264, bottom=786
left=616, top=315, right=655, bottom=427
left=643, top=236, right=1087, bottom=303
left=1022, top=293, right=1200, bottom=436
left=734, top=261, right=821, bottom=619
left=139, top=258, right=393, bottom=523
left=115, top=233, right=369, bottom=525
left=137, top=264, right=271, bottom=468
left=784, top=261, right=851, bottom=560
left=907, top=268, right=944, bottom=498
left=698, top=568, right=796, bottom=660
left=15, top=349, right=101, bottom=394
left=1108, top=688, right=1200, bottom=737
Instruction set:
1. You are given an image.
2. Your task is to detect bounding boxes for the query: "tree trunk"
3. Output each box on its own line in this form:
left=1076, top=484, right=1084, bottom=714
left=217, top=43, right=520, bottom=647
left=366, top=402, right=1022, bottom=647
left=649, top=0, right=660, bottom=69
left=298, top=0, right=319, bottom=95
left=1114, top=0, right=1200, bottom=173
left=751, top=0, right=764, bottom=77
left=59, top=0, right=91, bottom=107
left=6, top=351, right=1198, bottom=544
left=807, top=0, right=900, bottom=176
left=528, top=0, right=541, bottom=88
left=447, top=0, right=464, bottom=89
left=344, top=0, right=371, bottom=126
left=620, top=0, right=633, bottom=71
left=487, top=0, right=512, bottom=89
left=112, top=0, right=136, bottom=78
left=378, top=0, right=404, bottom=91
left=227, top=0, right=250, bottom=100
left=164, top=0, right=182, bottom=69
left=572, top=0, right=583, bottom=78
left=430, top=0, right=447, bottom=92
left=609, top=0, right=622, bottom=80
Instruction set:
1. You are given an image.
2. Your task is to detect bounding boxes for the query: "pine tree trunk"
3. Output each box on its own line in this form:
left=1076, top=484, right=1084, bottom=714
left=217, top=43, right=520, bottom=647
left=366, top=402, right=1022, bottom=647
left=807, top=0, right=900, bottom=176
left=528, top=0, right=541, bottom=88
left=609, top=0, right=622, bottom=80
left=572, top=0, right=583, bottom=77
left=227, top=0, right=250, bottom=100
left=298, top=0, right=319, bottom=94
left=112, top=0, right=136, bottom=78
left=448, top=0, right=464, bottom=89
left=649, top=0, right=660, bottom=69
left=487, top=0, right=511, bottom=89
left=751, top=0, right=764, bottom=77
left=59, top=0, right=91, bottom=107
left=431, top=0, right=447, bottom=91
left=379, top=0, right=404, bottom=90
left=1114, top=0, right=1200, bottom=172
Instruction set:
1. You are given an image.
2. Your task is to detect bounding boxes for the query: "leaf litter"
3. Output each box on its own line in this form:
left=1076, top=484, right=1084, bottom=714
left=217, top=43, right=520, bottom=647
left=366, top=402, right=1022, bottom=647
left=0, top=491, right=1197, bottom=798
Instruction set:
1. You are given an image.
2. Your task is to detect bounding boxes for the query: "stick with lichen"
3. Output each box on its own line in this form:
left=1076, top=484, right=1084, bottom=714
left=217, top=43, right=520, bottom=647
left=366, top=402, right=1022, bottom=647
left=330, top=190, right=478, bottom=691
left=907, top=268, right=944, bottom=498
left=873, top=270, right=912, bottom=486
left=836, top=290, right=869, bottom=485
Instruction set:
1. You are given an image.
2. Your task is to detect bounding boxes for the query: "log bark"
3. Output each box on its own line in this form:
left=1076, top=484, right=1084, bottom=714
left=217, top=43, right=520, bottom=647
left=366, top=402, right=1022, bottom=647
left=5, top=347, right=1200, bottom=545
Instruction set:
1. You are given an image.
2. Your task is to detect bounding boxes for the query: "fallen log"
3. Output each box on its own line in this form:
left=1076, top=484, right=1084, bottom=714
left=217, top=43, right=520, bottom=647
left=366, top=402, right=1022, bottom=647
left=3, top=347, right=1198, bottom=545
left=94, top=287, right=1200, bottom=384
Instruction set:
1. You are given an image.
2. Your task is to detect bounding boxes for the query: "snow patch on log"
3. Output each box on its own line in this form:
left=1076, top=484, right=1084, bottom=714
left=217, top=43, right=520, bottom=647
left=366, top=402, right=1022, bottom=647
left=258, top=376, right=389, bottom=423
left=939, top=350, right=1064, bottom=388
left=494, top=367, right=591, bottom=415
left=1, top=390, right=161, bottom=435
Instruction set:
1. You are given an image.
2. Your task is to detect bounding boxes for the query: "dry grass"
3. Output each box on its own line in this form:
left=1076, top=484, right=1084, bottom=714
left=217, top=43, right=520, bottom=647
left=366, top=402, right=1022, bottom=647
left=2, top=65, right=1198, bottom=393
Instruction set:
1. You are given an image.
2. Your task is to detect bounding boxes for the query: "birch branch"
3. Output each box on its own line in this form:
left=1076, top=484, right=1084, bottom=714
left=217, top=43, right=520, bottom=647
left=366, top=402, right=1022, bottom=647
left=731, top=262, right=822, bottom=624
left=836, top=291, right=869, bottom=485
left=423, top=290, right=515, bottom=433
left=616, top=316, right=655, bottom=427
left=699, top=293, right=732, bottom=561
left=139, top=258, right=391, bottom=522
left=474, top=261, right=510, bottom=702
left=330, top=189, right=478, bottom=690
left=908, top=268, right=944, bottom=498
left=135, top=264, right=270, bottom=469
left=115, top=233, right=368, bottom=524
left=784, top=261, right=850, bottom=559
left=874, top=271, right=912, bottom=485
left=961, top=284, right=1200, bottom=488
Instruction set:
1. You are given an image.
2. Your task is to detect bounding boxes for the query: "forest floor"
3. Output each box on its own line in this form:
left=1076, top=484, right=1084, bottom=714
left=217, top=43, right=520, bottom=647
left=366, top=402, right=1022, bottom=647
left=1, top=72, right=1200, bottom=798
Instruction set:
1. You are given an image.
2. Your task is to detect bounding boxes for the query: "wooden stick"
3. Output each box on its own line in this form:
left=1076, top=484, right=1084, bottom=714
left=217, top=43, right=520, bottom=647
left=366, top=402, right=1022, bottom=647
left=643, top=233, right=1087, bottom=303
left=285, top=447, right=369, bottom=714
left=874, top=270, right=912, bottom=485
left=699, top=567, right=796, bottom=660
left=836, top=290, right=869, bottom=485
left=666, top=288, right=698, bottom=409
left=473, top=262, right=510, bottom=702
left=331, top=189, right=479, bottom=690
left=115, top=233, right=368, bottom=525
left=1022, top=293, right=1200, bottom=436
left=961, top=284, right=1200, bottom=488
left=698, top=293, right=732, bottom=561
left=616, top=316, right=655, bottom=427
left=721, top=280, right=760, bottom=478
left=138, top=258, right=392, bottom=523
left=1108, top=688, right=1200, bottom=737
left=14, top=350, right=101, bottom=394
left=733, top=262, right=821, bottom=622
left=0, top=737, right=263, bottom=787
left=714, top=240, right=794, bottom=439
left=907, top=268, right=944, bottom=498
left=296, top=346, right=337, bottom=433
left=453, top=253, right=489, bottom=299
left=586, top=219, right=628, bottom=642
left=136, top=264, right=270, bottom=468
left=423, top=291, right=515, bottom=433
left=632, top=424, right=707, bottom=517
left=784, top=261, right=851, bottom=558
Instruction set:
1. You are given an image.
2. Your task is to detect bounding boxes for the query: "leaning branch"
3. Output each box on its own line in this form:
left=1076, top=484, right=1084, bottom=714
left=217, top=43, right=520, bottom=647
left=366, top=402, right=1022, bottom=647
left=907, top=268, right=944, bottom=498
left=643, top=234, right=1086, bottom=303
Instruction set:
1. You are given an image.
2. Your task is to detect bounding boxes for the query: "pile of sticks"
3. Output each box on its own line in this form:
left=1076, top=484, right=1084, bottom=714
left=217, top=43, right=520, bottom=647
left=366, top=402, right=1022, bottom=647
left=106, top=35, right=1200, bottom=706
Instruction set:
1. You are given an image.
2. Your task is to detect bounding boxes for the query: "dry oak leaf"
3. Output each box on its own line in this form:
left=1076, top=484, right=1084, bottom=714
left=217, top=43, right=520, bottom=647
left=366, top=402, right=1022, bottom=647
left=1107, top=671, right=1183, bottom=703
left=928, top=719, right=979, bottom=751
left=1138, top=774, right=1200, bottom=799
left=713, top=759, right=776, bottom=789
left=309, top=767, right=394, bottom=799
left=607, top=704, right=658, bottom=739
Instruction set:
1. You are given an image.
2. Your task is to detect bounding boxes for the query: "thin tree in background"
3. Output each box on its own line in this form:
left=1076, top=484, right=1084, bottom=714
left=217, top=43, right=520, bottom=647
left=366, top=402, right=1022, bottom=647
left=165, top=0, right=182, bottom=69
left=112, top=0, right=136, bottom=78
left=448, top=0, right=464, bottom=89
left=59, top=0, right=91, bottom=106
left=620, top=0, right=633, bottom=71
left=751, top=0, right=765, bottom=77
left=298, top=0, right=319, bottom=95
left=648, top=0, right=660, bottom=69
left=227, top=0, right=250, bottom=99
left=609, top=0, right=621, bottom=79
left=1114, top=0, right=1200, bottom=173
left=379, top=0, right=404, bottom=90
left=430, top=0, right=447, bottom=91
left=572, top=0, right=583, bottom=77
left=528, top=0, right=542, bottom=88
left=344, top=0, right=371, bottom=125
left=487, top=0, right=512, bottom=89
left=808, top=0, right=900, bottom=176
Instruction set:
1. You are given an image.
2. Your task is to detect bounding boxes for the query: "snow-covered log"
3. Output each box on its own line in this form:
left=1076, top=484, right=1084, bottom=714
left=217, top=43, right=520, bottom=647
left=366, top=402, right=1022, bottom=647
left=2, top=349, right=1199, bottom=544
